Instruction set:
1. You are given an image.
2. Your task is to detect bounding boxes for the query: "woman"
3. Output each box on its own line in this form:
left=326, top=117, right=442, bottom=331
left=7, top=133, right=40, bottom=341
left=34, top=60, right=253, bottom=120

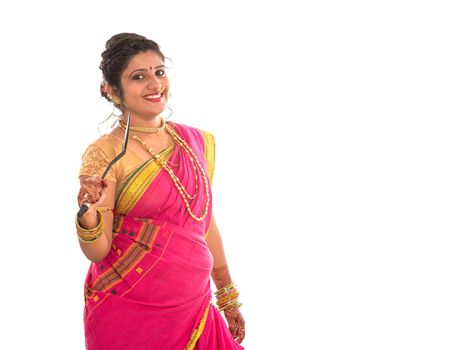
left=76, top=33, right=245, bottom=350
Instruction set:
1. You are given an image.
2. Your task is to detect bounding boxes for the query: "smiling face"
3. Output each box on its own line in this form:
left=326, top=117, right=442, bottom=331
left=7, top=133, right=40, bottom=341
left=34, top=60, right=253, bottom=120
left=118, top=50, right=170, bottom=121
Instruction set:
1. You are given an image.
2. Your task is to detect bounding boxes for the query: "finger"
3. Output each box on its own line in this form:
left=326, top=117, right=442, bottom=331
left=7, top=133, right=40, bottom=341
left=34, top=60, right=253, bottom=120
left=78, top=190, right=90, bottom=206
left=239, top=326, right=245, bottom=342
left=234, top=326, right=243, bottom=343
left=235, top=314, right=244, bottom=341
left=232, top=322, right=239, bottom=338
left=235, top=328, right=241, bottom=342
left=238, top=315, right=245, bottom=329
left=236, top=320, right=243, bottom=340
left=83, top=193, right=90, bottom=205
left=85, top=191, right=99, bottom=203
left=226, top=318, right=234, bottom=333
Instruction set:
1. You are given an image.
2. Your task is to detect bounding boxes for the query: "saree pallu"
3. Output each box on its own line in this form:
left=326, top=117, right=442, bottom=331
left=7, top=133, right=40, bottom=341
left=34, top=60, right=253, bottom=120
left=81, top=123, right=243, bottom=350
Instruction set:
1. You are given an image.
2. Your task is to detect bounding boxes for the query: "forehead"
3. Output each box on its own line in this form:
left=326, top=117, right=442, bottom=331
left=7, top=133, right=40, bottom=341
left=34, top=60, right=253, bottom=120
left=124, top=51, right=164, bottom=71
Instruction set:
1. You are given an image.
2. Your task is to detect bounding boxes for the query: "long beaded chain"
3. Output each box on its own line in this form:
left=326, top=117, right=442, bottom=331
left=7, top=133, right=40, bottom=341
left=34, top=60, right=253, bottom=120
left=119, top=119, right=198, bottom=199
left=118, top=122, right=210, bottom=222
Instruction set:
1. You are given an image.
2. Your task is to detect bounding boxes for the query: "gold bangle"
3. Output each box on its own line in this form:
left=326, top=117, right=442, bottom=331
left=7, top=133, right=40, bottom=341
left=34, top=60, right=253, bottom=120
left=215, top=282, right=236, bottom=296
left=216, top=291, right=240, bottom=305
left=76, top=210, right=103, bottom=232
left=77, top=225, right=103, bottom=240
left=78, top=227, right=103, bottom=240
left=219, top=300, right=242, bottom=312
left=77, top=223, right=104, bottom=241
left=76, top=210, right=104, bottom=242
left=77, top=230, right=104, bottom=244
left=219, top=298, right=240, bottom=308
left=220, top=300, right=242, bottom=311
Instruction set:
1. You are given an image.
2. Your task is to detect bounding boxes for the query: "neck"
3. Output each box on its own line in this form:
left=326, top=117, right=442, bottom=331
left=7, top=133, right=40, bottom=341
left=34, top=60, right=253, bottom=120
left=120, top=110, right=165, bottom=128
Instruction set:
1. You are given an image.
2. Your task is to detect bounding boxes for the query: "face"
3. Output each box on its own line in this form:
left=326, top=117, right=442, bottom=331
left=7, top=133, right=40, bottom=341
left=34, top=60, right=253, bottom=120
left=117, top=50, right=170, bottom=120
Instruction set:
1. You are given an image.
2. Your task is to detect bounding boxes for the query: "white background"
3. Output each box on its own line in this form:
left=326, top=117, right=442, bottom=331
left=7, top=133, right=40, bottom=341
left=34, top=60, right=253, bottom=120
left=0, top=0, right=470, bottom=349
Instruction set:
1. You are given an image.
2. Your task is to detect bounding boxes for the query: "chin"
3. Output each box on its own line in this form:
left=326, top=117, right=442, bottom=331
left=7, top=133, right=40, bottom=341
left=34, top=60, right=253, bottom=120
left=148, top=109, right=166, bottom=118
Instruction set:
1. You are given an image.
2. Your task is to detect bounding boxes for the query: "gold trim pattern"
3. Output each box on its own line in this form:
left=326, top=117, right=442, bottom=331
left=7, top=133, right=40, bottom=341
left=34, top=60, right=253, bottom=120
left=115, top=146, right=173, bottom=214
left=200, top=130, right=215, bottom=184
left=185, top=302, right=211, bottom=350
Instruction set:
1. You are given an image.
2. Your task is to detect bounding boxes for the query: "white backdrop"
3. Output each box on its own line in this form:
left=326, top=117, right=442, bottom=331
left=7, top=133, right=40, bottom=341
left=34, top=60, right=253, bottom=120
left=0, top=0, right=470, bottom=349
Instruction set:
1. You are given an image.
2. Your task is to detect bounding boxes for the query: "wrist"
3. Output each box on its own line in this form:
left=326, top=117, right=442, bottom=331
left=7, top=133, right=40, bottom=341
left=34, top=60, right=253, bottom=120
left=215, top=282, right=242, bottom=312
left=78, top=208, right=98, bottom=229
left=76, top=209, right=104, bottom=244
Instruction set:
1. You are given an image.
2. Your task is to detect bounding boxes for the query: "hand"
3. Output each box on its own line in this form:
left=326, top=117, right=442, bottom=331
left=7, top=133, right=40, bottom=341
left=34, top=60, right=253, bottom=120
left=224, top=307, right=245, bottom=343
left=77, top=176, right=108, bottom=209
left=77, top=176, right=110, bottom=228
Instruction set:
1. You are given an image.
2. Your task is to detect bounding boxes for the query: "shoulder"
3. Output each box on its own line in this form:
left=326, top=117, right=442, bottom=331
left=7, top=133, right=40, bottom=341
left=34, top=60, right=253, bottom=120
left=81, top=133, right=122, bottom=160
left=79, top=133, right=122, bottom=181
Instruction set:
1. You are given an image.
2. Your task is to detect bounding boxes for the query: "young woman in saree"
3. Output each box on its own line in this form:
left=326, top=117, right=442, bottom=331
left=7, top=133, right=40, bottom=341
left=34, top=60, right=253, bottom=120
left=75, top=33, right=245, bottom=350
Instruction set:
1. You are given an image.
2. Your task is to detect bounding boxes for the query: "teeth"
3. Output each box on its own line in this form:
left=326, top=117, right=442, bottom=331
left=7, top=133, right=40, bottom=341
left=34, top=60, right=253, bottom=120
left=144, top=93, right=161, bottom=99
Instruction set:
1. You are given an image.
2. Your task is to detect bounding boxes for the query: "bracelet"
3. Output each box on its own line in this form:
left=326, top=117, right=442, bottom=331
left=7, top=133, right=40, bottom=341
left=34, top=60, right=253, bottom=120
left=215, top=282, right=236, bottom=296
left=215, top=282, right=241, bottom=312
left=76, top=210, right=102, bottom=232
left=77, top=231, right=103, bottom=244
left=219, top=300, right=243, bottom=312
left=76, top=208, right=107, bottom=243
left=216, top=291, right=240, bottom=306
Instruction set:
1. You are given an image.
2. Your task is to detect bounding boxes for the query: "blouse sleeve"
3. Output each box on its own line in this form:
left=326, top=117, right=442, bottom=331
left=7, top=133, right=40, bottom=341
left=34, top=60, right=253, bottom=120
left=79, top=142, right=118, bottom=183
left=200, top=130, right=216, bottom=185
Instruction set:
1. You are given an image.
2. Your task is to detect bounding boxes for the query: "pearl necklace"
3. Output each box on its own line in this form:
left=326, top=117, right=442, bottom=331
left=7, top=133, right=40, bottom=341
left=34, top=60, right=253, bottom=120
left=118, top=122, right=210, bottom=222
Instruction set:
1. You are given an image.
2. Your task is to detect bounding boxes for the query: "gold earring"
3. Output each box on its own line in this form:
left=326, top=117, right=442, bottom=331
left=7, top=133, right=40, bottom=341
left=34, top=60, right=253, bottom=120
left=109, top=95, right=121, bottom=105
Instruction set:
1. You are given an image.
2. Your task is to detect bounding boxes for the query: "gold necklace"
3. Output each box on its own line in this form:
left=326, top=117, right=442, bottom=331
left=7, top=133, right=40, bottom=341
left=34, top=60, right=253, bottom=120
left=118, top=123, right=210, bottom=222
left=118, top=116, right=199, bottom=198
left=120, top=124, right=197, bottom=200
left=118, top=115, right=166, bottom=133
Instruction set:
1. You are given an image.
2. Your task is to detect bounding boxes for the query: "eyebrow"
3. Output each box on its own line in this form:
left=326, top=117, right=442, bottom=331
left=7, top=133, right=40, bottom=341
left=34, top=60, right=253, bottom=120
left=129, top=65, right=165, bottom=76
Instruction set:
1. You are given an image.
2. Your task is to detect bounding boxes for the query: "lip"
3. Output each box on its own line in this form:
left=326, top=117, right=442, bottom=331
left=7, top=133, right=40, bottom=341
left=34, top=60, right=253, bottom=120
left=143, top=92, right=164, bottom=103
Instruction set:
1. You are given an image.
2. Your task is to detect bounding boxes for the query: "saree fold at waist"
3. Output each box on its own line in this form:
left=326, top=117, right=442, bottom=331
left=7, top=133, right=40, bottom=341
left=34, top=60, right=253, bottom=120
left=83, top=215, right=214, bottom=350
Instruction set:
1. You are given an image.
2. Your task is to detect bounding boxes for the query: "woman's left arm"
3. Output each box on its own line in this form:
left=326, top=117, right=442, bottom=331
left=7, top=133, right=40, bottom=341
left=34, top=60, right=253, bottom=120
left=205, top=213, right=246, bottom=343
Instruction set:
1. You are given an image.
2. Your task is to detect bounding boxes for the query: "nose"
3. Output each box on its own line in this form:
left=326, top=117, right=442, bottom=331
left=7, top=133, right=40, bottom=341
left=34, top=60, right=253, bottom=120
left=148, top=73, right=165, bottom=91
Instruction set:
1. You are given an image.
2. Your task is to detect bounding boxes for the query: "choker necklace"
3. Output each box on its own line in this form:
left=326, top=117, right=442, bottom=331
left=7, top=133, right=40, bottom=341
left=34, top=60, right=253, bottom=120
left=118, top=115, right=166, bottom=133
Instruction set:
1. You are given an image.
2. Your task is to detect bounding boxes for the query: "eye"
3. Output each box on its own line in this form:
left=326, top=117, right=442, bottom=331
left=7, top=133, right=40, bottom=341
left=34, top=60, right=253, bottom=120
left=132, top=74, right=145, bottom=80
left=156, top=69, right=166, bottom=77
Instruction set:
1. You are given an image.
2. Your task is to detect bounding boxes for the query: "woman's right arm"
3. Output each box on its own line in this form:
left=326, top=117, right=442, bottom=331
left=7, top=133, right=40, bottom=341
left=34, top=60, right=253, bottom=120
left=76, top=177, right=117, bottom=263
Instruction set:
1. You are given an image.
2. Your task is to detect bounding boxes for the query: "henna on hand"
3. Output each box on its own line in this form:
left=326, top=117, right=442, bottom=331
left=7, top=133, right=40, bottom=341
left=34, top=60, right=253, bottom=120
left=224, top=307, right=245, bottom=343
left=212, top=264, right=245, bottom=343
left=77, top=176, right=106, bottom=206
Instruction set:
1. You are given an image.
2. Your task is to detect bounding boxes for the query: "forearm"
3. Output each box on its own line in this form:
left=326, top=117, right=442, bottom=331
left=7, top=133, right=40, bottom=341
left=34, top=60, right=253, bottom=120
left=212, top=264, right=233, bottom=289
left=76, top=177, right=116, bottom=263
left=205, top=214, right=234, bottom=289
left=205, top=216, right=245, bottom=342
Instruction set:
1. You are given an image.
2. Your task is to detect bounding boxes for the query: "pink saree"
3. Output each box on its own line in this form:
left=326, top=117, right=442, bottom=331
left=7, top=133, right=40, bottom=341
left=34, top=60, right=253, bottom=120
left=82, top=122, right=244, bottom=350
